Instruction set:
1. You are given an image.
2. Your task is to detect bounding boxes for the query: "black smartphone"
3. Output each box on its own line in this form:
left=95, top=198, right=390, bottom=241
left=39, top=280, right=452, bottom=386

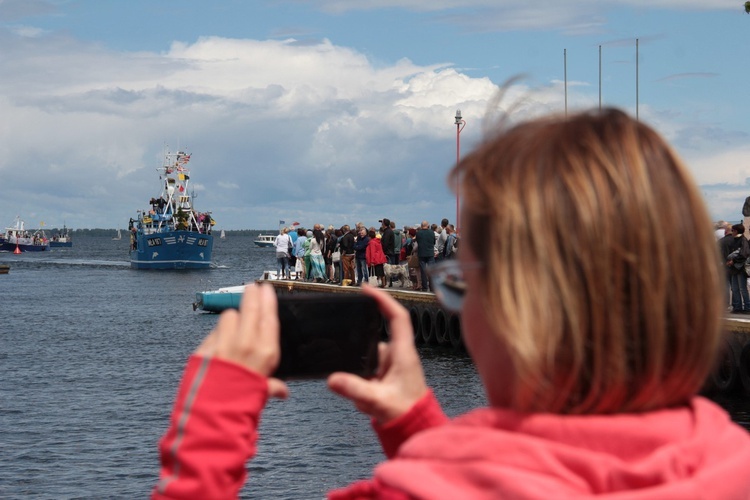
left=273, top=294, right=383, bottom=380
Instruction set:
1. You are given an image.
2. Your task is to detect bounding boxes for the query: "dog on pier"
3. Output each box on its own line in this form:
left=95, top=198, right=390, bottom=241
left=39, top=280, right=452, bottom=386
left=384, top=263, right=412, bottom=288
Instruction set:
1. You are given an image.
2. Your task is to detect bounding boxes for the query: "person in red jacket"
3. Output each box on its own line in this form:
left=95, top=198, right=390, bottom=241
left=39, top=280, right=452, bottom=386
left=154, top=108, right=750, bottom=499
left=366, top=228, right=388, bottom=288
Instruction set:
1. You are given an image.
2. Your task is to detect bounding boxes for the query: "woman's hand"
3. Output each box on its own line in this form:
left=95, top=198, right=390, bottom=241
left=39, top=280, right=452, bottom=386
left=194, top=284, right=289, bottom=399
left=327, top=286, right=428, bottom=425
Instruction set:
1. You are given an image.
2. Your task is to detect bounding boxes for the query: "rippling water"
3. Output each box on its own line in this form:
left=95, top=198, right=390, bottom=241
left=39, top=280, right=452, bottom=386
left=0, top=234, right=747, bottom=499
left=0, top=235, right=484, bottom=499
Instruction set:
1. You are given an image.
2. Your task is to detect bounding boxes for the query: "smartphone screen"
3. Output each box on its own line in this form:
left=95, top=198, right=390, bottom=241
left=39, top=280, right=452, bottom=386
left=273, top=294, right=383, bottom=380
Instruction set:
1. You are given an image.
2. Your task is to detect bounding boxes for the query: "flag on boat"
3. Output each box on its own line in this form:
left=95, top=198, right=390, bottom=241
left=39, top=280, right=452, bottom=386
left=292, top=221, right=300, bottom=226
left=279, top=220, right=286, bottom=225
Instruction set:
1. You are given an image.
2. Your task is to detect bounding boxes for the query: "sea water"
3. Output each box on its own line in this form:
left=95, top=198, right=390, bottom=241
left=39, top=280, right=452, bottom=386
left=0, top=235, right=485, bottom=499
left=0, top=234, right=747, bottom=499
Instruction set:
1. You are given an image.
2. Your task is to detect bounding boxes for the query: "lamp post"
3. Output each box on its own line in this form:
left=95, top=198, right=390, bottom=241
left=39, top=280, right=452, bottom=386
left=454, top=109, right=466, bottom=234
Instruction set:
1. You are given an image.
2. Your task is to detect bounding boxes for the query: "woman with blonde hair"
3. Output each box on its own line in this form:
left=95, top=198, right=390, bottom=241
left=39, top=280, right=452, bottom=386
left=154, top=108, right=750, bottom=499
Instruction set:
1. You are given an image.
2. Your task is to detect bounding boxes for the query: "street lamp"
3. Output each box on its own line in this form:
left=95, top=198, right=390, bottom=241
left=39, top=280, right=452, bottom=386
left=454, top=109, right=466, bottom=234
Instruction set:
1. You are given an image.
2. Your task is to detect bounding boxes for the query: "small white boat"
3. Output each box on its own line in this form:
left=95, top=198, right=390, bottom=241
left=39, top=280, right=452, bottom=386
left=193, top=271, right=301, bottom=312
left=49, top=224, right=73, bottom=248
left=253, top=234, right=276, bottom=247
left=220, top=229, right=226, bottom=239
left=112, top=229, right=122, bottom=240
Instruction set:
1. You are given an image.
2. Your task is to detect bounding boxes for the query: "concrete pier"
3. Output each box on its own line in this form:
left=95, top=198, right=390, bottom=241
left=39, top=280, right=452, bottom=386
left=256, top=277, right=463, bottom=350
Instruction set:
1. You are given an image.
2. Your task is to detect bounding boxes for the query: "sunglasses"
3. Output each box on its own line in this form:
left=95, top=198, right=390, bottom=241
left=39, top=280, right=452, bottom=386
left=427, top=260, right=483, bottom=313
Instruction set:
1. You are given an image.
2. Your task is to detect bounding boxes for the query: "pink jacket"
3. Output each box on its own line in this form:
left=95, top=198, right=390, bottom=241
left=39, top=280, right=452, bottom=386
left=154, top=355, right=750, bottom=499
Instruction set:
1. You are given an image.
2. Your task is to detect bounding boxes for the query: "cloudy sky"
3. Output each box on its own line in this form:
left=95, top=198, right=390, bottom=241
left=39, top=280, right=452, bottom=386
left=0, top=0, right=748, bottom=230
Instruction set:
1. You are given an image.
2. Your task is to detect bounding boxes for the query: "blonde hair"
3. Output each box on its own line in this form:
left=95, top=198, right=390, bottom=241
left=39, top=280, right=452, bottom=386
left=453, top=108, right=724, bottom=414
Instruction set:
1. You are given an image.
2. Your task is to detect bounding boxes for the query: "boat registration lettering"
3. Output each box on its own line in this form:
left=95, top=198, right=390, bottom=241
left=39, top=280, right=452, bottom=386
left=197, top=238, right=208, bottom=247
left=147, top=238, right=163, bottom=247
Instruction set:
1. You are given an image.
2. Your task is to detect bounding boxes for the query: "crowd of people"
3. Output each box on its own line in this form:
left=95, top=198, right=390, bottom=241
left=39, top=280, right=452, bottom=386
left=153, top=107, right=750, bottom=499
left=272, top=217, right=459, bottom=291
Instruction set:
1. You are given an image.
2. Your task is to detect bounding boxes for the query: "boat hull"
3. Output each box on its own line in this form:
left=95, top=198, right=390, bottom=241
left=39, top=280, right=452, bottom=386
left=194, top=285, right=245, bottom=312
left=194, top=272, right=302, bottom=312
left=129, top=230, right=213, bottom=269
left=0, top=242, right=50, bottom=252
left=253, top=241, right=274, bottom=248
left=49, top=241, right=73, bottom=248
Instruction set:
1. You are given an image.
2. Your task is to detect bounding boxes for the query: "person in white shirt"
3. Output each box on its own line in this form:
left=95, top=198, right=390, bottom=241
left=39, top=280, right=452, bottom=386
left=274, top=227, right=292, bottom=279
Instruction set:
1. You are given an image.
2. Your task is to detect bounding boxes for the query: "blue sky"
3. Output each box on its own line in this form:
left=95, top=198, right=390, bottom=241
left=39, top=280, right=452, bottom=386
left=0, top=0, right=748, bottom=230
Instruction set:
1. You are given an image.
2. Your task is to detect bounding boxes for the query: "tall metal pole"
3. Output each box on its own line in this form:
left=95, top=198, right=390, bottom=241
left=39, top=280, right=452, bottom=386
left=454, top=110, right=466, bottom=234
left=564, top=48, right=568, bottom=117
left=636, top=38, right=639, bottom=120
left=599, top=45, right=602, bottom=110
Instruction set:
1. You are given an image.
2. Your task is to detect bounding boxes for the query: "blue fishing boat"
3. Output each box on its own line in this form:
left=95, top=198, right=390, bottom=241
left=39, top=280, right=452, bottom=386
left=0, top=217, right=50, bottom=252
left=129, top=149, right=214, bottom=269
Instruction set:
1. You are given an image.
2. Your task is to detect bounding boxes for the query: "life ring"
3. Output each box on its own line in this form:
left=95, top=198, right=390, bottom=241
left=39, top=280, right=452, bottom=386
left=409, top=306, right=422, bottom=344
left=420, top=307, right=436, bottom=344
left=739, top=342, right=750, bottom=396
left=709, top=338, right=739, bottom=394
left=448, top=313, right=463, bottom=350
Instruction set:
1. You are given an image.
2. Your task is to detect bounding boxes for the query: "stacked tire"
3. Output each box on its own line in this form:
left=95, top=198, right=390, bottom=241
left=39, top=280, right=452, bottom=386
left=705, top=336, right=750, bottom=396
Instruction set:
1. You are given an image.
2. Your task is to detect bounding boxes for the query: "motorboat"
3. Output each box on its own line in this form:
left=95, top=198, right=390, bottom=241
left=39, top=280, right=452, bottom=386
left=0, top=217, right=49, bottom=252
left=253, top=234, right=276, bottom=248
left=49, top=224, right=73, bottom=248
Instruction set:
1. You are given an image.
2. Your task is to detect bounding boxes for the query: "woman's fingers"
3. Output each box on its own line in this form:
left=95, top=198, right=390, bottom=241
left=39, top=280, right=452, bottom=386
left=253, top=285, right=281, bottom=374
left=207, top=309, right=240, bottom=357
left=193, top=284, right=282, bottom=378
left=327, top=288, right=428, bottom=424
left=237, top=284, right=261, bottom=344
left=376, top=342, right=391, bottom=379
left=267, top=378, right=289, bottom=400
left=361, top=286, right=413, bottom=348
left=328, top=372, right=371, bottom=401
left=256, top=285, right=279, bottom=347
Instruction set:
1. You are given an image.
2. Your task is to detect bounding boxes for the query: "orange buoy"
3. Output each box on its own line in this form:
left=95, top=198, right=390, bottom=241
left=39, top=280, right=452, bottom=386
left=13, top=243, right=21, bottom=254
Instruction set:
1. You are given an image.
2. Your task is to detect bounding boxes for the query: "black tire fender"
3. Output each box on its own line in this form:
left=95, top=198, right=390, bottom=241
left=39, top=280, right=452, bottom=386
left=738, top=342, right=750, bottom=396
left=710, top=338, right=739, bottom=394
